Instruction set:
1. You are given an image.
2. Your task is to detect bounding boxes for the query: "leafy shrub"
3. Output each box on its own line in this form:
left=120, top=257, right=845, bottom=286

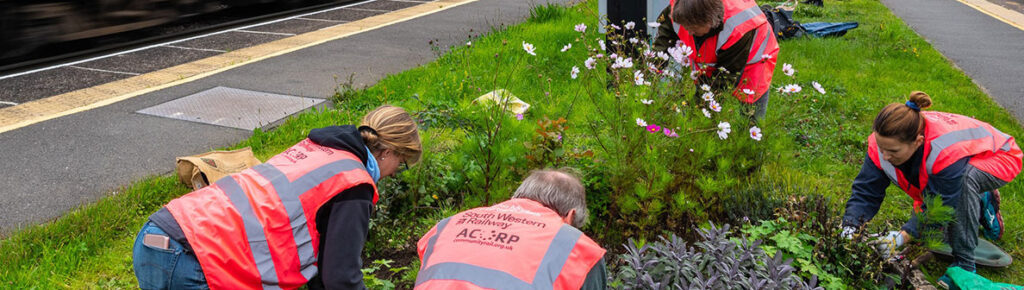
left=612, top=223, right=822, bottom=289
left=758, top=194, right=893, bottom=288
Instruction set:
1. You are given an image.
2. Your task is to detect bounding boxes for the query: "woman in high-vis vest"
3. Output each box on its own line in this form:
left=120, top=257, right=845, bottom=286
left=841, top=92, right=1021, bottom=286
left=132, top=105, right=422, bottom=290
left=652, top=0, right=779, bottom=120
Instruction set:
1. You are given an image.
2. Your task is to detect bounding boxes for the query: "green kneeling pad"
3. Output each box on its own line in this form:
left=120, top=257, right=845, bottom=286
left=929, top=239, right=1013, bottom=268
left=946, top=266, right=1023, bottom=289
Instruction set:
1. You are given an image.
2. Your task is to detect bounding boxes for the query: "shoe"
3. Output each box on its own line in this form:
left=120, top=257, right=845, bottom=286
left=937, top=274, right=958, bottom=290
left=980, top=190, right=1004, bottom=240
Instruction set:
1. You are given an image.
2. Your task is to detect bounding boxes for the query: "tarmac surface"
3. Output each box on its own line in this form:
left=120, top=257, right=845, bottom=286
left=882, top=0, right=1024, bottom=122
left=0, top=0, right=567, bottom=235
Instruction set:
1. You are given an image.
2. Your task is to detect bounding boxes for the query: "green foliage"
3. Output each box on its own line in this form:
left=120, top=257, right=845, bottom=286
left=362, top=259, right=404, bottom=290
left=915, top=195, right=956, bottom=250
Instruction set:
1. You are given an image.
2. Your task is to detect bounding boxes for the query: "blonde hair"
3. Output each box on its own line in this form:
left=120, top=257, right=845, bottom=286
left=873, top=91, right=933, bottom=143
left=360, top=106, right=422, bottom=165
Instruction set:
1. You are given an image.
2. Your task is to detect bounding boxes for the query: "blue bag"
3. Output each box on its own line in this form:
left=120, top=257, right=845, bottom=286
left=802, top=22, right=859, bottom=37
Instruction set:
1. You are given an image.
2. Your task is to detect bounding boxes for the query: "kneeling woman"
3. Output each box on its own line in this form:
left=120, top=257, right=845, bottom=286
left=132, top=106, right=421, bottom=289
left=842, top=92, right=1021, bottom=282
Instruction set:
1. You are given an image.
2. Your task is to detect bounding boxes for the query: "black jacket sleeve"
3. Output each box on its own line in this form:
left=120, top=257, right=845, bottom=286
left=579, top=257, right=608, bottom=290
left=652, top=6, right=679, bottom=53
left=843, top=154, right=891, bottom=228
left=308, top=184, right=376, bottom=290
left=710, top=30, right=756, bottom=89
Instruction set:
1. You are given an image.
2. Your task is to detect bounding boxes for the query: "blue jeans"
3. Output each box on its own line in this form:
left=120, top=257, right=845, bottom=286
left=132, top=221, right=209, bottom=290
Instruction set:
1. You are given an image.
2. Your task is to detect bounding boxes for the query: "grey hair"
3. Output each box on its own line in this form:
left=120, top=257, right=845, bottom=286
left=512, top=168, right=589, bottom=228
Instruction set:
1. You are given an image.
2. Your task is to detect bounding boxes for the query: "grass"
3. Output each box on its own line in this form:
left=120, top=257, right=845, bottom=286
left=2, top=0, right=1023, bottom=287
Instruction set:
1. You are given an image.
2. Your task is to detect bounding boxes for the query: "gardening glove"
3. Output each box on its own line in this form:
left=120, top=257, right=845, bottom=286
left=840, top=226, right=857, bottom=240
left=868, top=230, right=906, bottom=258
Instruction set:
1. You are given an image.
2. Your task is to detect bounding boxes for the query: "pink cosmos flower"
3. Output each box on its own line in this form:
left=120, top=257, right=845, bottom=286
left=625, top=21, right=636, bottom=30
left=561, top=43, right=572, bottom=52
left=646, top=124, right=661, bottom=133
left=516, top=114, right=524, bottom=120
left=663, top=128, right=679, bottom=138
left=570, top=66, right=580, bottom=79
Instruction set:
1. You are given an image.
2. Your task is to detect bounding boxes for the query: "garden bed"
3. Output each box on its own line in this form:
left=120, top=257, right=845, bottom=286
left=1, top=0, right=1022, bottom=288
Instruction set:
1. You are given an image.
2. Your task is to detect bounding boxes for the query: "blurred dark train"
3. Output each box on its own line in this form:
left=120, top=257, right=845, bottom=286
left=0, top=0, right=318, bottom=60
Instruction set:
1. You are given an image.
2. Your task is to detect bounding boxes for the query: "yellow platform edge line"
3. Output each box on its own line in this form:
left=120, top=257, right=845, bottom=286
left=0, top=0, right=477, bottom=134
left=957, top=0, right=1024, bottom=31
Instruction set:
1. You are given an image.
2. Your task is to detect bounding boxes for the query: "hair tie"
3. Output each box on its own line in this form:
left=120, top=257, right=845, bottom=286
left=358, top=126, right=379, bottom=136
left=905, top=100, right=920, bottom=112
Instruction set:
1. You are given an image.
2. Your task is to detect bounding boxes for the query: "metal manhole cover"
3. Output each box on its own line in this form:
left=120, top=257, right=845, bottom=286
left=137, top=86, right=324, bottom=130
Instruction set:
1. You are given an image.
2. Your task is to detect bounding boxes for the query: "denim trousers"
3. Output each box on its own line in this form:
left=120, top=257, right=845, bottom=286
left=132, top=221, right=209, bottom=290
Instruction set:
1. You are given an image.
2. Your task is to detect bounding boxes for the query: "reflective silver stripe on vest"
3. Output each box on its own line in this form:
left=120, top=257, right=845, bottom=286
left=416, top=224, right=584, bottom=289
left=419, top=217, right=452, bottom=268
left=717, top=6, right=763, bottom=51
left=673, top=22, right=681, bottom=33
left=746, top=27, right=770, bottom=65
left=217, top=176, right=281, bottom=289
left=877, top=152, right=899, bottom=185
left=252, top=158, right=368, bottom=282
left=925, top=127, right=993, bottom=174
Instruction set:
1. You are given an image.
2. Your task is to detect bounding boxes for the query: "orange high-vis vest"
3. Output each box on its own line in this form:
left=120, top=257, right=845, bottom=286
left=165, top=138, right=378, bottom=290
left=415, top=198, right=606, bottom=290
left=868, top=111, right=1022, bottom=212
left=669, top=0, right=779, bottom=103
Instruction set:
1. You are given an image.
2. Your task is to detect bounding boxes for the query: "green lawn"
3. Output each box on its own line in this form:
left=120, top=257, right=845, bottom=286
left=1, top=0, right=1022, bottom=288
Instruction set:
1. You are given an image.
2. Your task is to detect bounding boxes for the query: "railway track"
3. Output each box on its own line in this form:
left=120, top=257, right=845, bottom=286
left=0, top=0, right=360, bottom=77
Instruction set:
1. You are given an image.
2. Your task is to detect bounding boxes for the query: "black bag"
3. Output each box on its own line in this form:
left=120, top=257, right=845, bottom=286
left=760, top=5, right=805, bottom=40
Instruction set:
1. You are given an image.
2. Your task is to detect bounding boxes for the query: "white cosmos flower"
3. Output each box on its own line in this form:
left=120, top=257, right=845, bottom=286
left=522, top=41, right=536, bottom=56
left=644, top=50, right=656, bottom=58
left=749, top=126, right=763, bottom=141
left=782, top=63, right=795, bottom=76
left=717, top=122, right=732, bottom=140
left=625, top=21, right=636, bottom=30
left=656, top=51, right=670, bottom=61
left=742, top=88, right=756, bottom=95
left=633, top=70, right=650, bottom=85
left=640, top=99, right=653, bottom=105
left=570, top=66, right=580, bottom=79
left=701, top=84, right=711, bottom=92
left=702, top=108, right=712, bottom=118
left=599, top=40, right=606, bottom=51
left=629, top=38, right=639, bottom=44
left=574, top=23, right=587, bottom=33
left=812, top=81, right=826, bottom=94
left=781, top=84, right=802, bottom=94
left=667, top=45, right=693, bottom=64
left=561, top=43, right=571, bottom=52
left=612, top=57, right=634, bottom=69
left=701, top=92, right=715, bottom=101
left=584, top=57, right=596, bottom=70
left=762, top=54, right=772, bottom=61
left=690, top=70, right=699, bottom=80
left=466, top=41, right=472, bottom=46
left=709, top=100, right=722, bottom=112
left=610, top=23, right=621, bottom=30
left=636, top=118, right=647, bottom=127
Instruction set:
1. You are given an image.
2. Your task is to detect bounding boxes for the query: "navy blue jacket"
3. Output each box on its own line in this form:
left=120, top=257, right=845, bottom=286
left=843, top=146, right=968, bottom=238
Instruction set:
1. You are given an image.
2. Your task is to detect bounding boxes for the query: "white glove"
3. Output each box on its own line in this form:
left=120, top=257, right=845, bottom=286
left=840, top=226, right=857, bottom=240
left=869, top=231, right=906, bottom=258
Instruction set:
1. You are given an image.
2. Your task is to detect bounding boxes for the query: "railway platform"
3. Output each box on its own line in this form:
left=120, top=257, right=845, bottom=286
left=0, top=0, right=569, bottom=235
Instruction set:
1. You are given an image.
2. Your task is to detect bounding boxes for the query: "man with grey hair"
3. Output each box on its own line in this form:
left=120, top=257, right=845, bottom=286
left=414, top=169, right=607, bottom=290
